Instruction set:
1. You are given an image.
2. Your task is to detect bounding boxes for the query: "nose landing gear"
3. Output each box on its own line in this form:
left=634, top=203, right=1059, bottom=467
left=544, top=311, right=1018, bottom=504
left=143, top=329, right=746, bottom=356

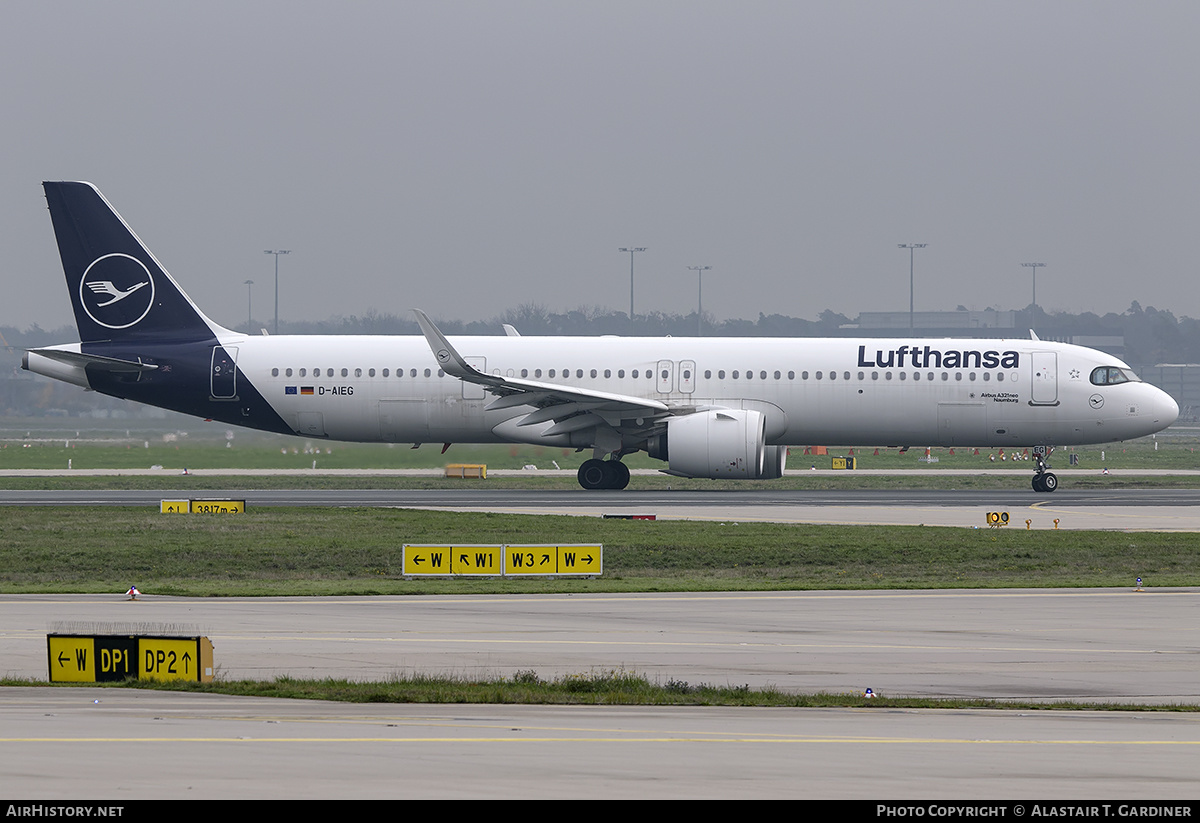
left=1031, top=445, right=1057, bottom=493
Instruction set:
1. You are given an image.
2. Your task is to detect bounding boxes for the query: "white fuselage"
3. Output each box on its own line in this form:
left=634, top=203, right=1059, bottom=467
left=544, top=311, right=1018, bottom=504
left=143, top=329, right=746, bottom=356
left=218, top=331, right=1177, bottom=448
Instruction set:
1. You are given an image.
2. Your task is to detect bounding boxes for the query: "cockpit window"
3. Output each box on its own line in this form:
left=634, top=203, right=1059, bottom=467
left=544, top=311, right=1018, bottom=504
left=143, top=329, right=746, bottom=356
left=1090, top=366, right=1139, bottom=386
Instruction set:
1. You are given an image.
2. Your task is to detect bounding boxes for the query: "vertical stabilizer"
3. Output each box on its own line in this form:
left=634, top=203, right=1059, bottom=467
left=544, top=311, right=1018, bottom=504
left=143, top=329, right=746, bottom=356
left=43, top=182, right=221, bottom=344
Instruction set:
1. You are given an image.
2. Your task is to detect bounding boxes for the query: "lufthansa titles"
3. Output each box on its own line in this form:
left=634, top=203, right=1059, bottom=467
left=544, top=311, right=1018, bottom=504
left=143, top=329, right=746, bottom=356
left=858, top=345, right=1020, bottom=370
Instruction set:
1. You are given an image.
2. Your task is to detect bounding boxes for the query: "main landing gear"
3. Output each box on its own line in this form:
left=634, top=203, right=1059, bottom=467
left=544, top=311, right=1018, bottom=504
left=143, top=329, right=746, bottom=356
left=577, top=458, right=631, bottom=490
left=1031, top=445, right=1057, bottom=493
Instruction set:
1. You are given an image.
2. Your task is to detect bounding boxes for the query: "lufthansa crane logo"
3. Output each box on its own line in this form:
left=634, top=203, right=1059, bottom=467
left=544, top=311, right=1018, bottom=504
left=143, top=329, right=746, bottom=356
left=79, top=254, right=156, bottom=329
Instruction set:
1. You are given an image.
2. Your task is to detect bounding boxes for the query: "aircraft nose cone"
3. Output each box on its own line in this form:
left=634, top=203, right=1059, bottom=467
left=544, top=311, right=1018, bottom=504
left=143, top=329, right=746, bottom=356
left=1160, top=391, right=1180, bottom=426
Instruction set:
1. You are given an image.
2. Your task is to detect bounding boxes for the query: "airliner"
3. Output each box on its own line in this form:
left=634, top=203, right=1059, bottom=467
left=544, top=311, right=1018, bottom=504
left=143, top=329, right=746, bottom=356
left=23, top=182, right=1179, bottom=491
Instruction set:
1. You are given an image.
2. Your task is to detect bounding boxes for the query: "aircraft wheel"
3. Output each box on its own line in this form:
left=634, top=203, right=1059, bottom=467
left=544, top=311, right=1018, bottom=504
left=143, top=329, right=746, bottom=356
left=1041, top=472, right=1058, bottom=492
left=1032, top=475, right=1045, bottom=492
left=611, top=461, right=631, bottom=490
left=578, top=459, right=610, bottom=490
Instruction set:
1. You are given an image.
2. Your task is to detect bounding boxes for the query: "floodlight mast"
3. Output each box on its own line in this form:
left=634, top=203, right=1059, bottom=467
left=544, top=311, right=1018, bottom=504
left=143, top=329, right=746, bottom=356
left=619, top=247, right=647, bottom=322
left=898, top=243, right=927, bottom=331
left=264, top=250, right=291, bottom=335
left=688, top=265, right=712, bottom=336
left=1022, top=262, right=1047, bottom=312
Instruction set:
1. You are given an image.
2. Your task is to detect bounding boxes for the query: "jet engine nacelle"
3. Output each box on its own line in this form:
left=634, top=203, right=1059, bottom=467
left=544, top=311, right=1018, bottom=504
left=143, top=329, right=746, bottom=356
left=760, top=444, right=787, bottom=479
left=650, top=408, right=783, bottom=479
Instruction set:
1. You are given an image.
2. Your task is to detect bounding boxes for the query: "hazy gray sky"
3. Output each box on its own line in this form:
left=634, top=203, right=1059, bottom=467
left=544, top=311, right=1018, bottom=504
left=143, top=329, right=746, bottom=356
left=4, top=1, right=1198, bottom=333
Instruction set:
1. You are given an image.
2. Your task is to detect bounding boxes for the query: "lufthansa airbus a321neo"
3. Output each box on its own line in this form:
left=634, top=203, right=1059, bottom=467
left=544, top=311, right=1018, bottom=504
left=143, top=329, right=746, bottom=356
left=23, top=182, right=1179, bottom=491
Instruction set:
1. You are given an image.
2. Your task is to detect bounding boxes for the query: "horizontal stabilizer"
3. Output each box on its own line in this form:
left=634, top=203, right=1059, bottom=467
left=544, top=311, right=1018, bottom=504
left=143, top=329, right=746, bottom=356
left=25, top=347, right=159, bottom=373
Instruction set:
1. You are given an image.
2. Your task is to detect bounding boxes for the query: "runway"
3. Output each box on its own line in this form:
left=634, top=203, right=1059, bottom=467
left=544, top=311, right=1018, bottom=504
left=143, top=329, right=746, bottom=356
left=5, top=689, right=1200, bottom=799
left=2, top=588, right=1199, bottom=798
left=5, top=483, right=1200, bottom=530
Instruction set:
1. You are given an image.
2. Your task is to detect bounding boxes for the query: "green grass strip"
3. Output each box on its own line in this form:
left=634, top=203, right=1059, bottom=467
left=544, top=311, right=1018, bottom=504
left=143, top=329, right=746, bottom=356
left=2, top=506, right=1198, bottom=594
left=6, top=672, right=1197, bottom=711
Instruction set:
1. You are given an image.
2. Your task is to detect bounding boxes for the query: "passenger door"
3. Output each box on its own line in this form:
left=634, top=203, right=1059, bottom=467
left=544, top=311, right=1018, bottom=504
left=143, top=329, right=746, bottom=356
left=1030, top=352, right=1058, bottom=405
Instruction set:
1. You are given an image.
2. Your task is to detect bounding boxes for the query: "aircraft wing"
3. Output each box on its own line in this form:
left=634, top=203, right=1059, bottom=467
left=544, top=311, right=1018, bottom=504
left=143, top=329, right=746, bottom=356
left=413, top=310, right=672, bottom=435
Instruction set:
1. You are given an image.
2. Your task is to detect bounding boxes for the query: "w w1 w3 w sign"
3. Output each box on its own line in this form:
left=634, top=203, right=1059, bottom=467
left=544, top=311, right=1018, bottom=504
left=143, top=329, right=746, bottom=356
left=402, top=544, right=602, bottom=577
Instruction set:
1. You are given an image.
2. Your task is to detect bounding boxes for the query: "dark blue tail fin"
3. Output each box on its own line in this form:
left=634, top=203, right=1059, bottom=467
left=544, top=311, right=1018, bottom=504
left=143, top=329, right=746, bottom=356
left=43, top=182, right=221, bottom=345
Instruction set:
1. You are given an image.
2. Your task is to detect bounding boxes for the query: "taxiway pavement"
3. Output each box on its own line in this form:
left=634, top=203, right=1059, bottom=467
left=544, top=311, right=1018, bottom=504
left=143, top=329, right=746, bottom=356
left=3, top=588, right=1199, bottom=798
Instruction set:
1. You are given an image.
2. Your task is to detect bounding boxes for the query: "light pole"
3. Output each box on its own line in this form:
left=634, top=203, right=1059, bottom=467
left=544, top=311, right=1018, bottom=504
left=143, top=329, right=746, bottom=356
left=243, top=279, right=254, bottom=331
left=688, top=266, right=712, bottom=336
left=619, top=247, right=646, bottom=322
left=1022, top=262, right=1046, bottom=313
left=264, top=250, right=290, bottom=335
left=898, top=243, right=927, bottom=331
